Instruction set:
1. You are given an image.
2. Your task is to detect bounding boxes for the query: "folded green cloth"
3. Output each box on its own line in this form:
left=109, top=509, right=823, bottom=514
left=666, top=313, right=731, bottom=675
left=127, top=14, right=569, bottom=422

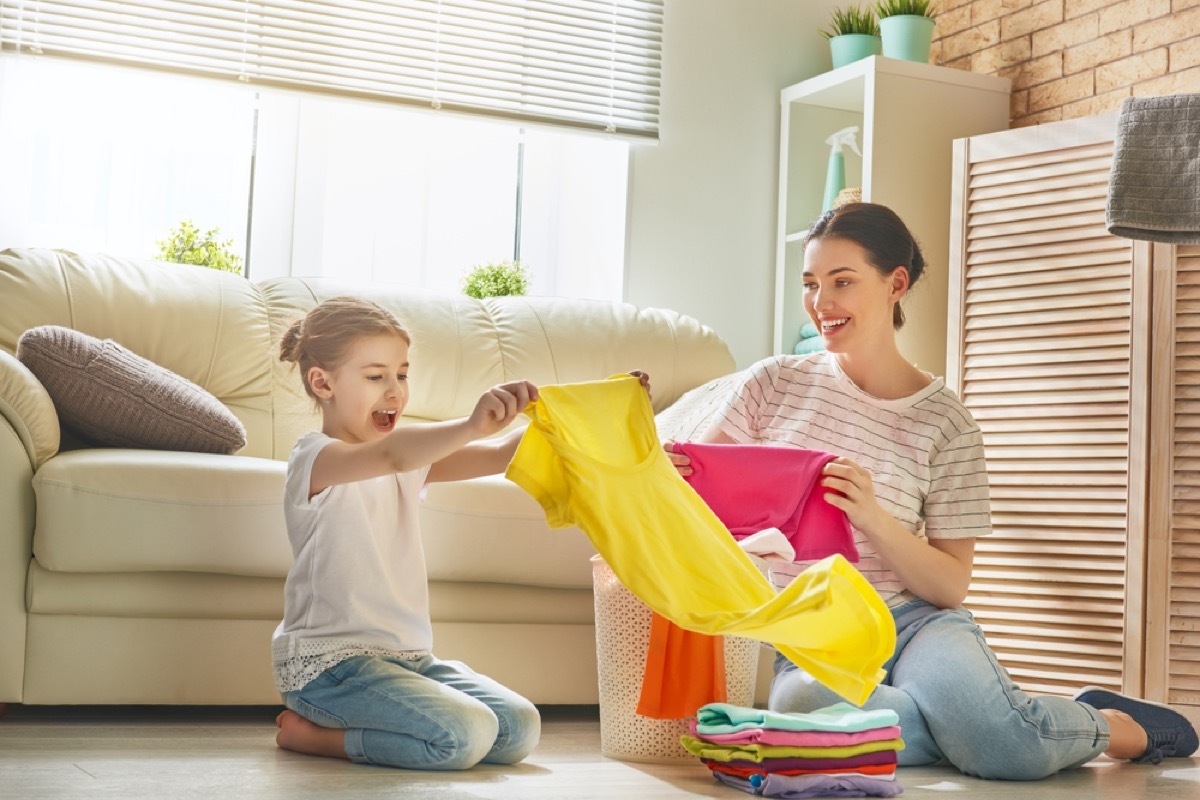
left=800, top=322, right=820, bottom=339
left=696, top=702, right=899, bottom=734
left=793, top=336, right=825, bottom=356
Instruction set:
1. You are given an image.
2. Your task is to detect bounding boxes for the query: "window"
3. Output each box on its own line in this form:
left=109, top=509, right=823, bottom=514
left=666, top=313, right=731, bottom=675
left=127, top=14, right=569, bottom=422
left=0, top=56, right=255, bottom=262
left=0, top=0, right=663, bottom=139
left=0, top=54, right=629, bottom=300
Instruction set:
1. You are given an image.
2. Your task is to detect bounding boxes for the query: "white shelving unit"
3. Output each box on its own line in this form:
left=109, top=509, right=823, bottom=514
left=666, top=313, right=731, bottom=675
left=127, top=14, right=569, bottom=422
left=774, top=56, right=1011, bottom=374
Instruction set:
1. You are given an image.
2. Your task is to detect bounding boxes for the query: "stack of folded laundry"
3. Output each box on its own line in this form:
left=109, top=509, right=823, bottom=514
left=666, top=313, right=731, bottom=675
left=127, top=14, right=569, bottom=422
left=681, top=701, right=904, bottom=797
left=793, top=322, right=825, bottom=355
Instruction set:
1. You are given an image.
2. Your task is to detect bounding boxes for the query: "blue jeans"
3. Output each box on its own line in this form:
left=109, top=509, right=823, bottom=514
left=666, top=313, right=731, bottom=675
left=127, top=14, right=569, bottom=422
left=769, top=599, right=1109, bottom=780
left=282, top=653, right=540, bottom=770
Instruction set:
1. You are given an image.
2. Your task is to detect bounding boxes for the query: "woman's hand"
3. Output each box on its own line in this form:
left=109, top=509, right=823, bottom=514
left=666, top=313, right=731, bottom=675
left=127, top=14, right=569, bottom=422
left=469, top=380, right=538, bottom=436
left=663, top=440, right=693, bottom=477
left=819, top=457, right=889, bottom=535
left=821, top=455, right=975, bottom=608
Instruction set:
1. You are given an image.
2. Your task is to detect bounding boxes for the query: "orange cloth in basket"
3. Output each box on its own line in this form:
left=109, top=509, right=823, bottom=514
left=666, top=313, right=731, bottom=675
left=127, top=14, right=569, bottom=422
left=635, top=612, right=725, bottom=719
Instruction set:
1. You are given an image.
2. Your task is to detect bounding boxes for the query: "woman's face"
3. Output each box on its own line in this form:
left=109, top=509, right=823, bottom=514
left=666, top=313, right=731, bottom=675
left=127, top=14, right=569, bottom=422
left=802, top=236, right=907, bottom=355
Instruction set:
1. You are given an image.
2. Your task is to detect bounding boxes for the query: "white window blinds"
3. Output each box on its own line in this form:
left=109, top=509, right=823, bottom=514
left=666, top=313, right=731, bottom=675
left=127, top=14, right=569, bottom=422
left=0, top=0, right=662, bottom=138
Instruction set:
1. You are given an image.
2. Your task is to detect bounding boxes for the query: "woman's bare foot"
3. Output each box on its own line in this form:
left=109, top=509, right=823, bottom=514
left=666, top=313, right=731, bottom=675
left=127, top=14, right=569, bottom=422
left=275, top=709, right=349, bottom=760
left=1100, top=709, right=1149, bottom=760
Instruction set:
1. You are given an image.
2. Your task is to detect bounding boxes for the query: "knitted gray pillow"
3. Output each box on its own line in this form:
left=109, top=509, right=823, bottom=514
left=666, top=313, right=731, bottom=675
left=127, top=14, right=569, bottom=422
left=16, top=325, right=246, bottom=454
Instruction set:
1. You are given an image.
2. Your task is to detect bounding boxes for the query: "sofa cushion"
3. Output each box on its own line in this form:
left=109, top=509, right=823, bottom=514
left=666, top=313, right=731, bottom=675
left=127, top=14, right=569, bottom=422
left=260, top=277, right=737, bottom=459
left=654, top=371, right=744, bottom=442
left=32, top=449, right=600, bottom=587
left=32, top=449, right=291, bottom=577
left=17, top=325, right=247, bottom=454
left=421, top=473, right=599, bottom=590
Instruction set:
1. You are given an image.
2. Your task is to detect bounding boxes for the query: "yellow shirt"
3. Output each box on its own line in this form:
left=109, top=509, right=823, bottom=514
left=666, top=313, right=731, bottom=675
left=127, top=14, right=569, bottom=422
left=506, top=375, right=895, bottom=705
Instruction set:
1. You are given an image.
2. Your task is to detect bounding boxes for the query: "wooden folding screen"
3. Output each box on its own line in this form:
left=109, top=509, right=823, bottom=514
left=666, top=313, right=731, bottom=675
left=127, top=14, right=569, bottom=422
left=947, top=113, right=1149, bottom=697
left=1147, top=243, right=1200, bottom=713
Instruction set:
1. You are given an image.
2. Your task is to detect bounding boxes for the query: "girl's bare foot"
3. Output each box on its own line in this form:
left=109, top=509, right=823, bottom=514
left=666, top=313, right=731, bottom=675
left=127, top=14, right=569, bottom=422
left=275, top=709, right=349, bottom=760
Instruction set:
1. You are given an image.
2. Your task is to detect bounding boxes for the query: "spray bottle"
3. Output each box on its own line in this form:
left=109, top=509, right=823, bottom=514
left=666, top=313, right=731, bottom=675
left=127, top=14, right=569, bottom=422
left=822, top=125, right=862, bottom=212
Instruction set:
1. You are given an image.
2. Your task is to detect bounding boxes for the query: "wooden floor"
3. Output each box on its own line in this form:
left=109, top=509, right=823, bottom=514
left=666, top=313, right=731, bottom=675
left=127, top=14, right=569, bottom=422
left=1, top=704, right=1198, bottom=799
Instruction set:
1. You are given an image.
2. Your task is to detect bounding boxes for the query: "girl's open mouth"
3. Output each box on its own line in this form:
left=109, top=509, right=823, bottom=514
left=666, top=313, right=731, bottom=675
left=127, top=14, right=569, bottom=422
left=372, top=410, right=397, bottom=432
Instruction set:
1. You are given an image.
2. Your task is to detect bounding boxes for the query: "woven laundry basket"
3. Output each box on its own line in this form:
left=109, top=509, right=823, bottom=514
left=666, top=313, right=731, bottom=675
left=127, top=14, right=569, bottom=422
left=591, top=555, right=761, bottom=762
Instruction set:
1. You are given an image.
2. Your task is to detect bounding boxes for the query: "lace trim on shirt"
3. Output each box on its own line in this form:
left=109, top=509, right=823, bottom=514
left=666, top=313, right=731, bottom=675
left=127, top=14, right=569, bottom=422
left=272, top=636, right=429, bottom=693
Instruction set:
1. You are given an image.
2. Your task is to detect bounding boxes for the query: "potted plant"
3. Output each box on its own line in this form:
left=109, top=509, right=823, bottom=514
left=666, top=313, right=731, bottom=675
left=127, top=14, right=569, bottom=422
left=156, top=220, right=245, bottom=275
left=462, top=259, right=530, bottom=299
left=875, top=0, right=937, bottom=63
left=821, top=5, right=881, bottom=70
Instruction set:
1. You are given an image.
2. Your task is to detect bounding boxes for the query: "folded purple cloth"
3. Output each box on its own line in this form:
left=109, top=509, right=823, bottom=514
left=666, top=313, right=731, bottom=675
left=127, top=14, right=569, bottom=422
left=714, top=770, right=904, bottom=797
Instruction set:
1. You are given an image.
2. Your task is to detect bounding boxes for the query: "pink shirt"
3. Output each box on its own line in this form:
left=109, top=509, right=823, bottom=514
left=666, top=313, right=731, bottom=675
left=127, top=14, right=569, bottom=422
left=676, top=442, right=857, bottom=563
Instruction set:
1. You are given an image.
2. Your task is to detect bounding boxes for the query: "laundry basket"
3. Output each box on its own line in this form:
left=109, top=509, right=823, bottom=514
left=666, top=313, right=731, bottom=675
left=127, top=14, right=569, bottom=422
left=591, top=555, right=761, bottom=763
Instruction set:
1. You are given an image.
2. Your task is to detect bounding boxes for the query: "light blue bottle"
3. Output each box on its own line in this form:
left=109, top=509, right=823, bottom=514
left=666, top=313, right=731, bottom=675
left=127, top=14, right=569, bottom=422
left=822, top=125, right=862, bottom=212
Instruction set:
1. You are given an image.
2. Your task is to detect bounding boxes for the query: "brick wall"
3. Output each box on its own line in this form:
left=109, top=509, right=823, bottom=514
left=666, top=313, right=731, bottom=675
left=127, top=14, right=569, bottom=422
left=930, top=0, right=1200, bottom=127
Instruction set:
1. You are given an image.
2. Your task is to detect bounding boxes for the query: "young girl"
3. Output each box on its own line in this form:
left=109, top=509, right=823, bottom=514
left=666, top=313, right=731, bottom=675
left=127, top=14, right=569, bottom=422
left=271, top=296, right=544, bottom=770
left=666, top=203, right=1197, bottom=780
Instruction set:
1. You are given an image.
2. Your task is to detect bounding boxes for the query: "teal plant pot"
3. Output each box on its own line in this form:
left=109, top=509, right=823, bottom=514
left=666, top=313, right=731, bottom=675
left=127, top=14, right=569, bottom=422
left=829, top=34, right=882, bottom=69
left=879, top=15, right=935, bottom=63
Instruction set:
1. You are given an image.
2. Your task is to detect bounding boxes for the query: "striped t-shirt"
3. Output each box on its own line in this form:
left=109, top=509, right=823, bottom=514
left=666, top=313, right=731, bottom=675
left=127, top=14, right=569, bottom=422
left=715, top=352, right=992, bottom=607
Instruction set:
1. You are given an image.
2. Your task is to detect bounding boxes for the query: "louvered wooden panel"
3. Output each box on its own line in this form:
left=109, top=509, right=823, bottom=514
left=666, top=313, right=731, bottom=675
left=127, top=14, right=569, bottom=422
left=948, top=121, right=1147, bottom=698
left=1161, top=245, right=1200, bottom=713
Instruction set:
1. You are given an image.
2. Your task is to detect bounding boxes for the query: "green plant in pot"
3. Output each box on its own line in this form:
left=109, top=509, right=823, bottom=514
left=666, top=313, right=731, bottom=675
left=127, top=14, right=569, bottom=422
left=462, top=259, right=530, bottom=299
left=156, top=220, right=245, bottom=275
left=875, top=0, right=937, bottom=63
left=821, top=5, right=881, bottom=70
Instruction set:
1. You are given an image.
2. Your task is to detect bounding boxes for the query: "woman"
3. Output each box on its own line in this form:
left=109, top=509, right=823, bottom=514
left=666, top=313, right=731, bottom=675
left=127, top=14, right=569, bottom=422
left=666, top=202, right=1197, bottom=780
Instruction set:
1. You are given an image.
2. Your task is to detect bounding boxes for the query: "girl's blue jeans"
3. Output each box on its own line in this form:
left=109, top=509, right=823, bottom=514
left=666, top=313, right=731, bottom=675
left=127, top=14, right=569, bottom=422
left=769, top=599, right=1109, bottom=781
left=282, top=653, right=541, bottom=770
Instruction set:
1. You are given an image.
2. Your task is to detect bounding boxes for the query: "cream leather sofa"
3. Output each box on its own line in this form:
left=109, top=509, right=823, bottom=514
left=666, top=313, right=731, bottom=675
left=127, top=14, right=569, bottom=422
left=0, top=248, right=736, bottom=707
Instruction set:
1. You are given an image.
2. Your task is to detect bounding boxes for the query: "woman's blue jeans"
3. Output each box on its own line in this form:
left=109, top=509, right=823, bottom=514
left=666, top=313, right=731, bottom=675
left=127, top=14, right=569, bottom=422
left=282, top=653, right=541, bottom=770
left=769, top=599, right=1109, bottom=780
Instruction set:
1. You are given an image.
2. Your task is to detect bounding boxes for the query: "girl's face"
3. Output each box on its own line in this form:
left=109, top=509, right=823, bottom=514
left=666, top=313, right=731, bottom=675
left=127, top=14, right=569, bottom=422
left=309, top=333, right=411, bottom=444
left=802, top=236, right=908, bottom=356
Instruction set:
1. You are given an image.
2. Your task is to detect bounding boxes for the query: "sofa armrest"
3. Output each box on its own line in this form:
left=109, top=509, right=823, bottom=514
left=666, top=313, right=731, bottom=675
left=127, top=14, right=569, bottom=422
left=0, top=350, right=61, bottom=470
left=0, top=364, right=39, bottom=701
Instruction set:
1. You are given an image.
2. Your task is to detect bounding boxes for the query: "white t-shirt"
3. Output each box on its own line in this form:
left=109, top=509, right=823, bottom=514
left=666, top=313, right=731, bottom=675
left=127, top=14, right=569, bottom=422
left=272, top=432, right=433, bottom=692
left=716, top=352, right=992, bottom=606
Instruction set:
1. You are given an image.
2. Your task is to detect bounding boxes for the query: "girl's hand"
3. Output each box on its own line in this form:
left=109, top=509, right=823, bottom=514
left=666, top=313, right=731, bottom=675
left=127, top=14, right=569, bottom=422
left=470, top=380, right=538, bottom=436
left=819, top=457, right=888, bottom=535
left=629, top=370, right=652, bottom=400
left=663, top=440, right=693, bottom=477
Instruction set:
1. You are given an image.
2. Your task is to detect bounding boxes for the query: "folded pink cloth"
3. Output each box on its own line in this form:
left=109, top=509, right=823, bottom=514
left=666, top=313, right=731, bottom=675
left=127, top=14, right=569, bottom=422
left=676, top=442, right=857, bottom=562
